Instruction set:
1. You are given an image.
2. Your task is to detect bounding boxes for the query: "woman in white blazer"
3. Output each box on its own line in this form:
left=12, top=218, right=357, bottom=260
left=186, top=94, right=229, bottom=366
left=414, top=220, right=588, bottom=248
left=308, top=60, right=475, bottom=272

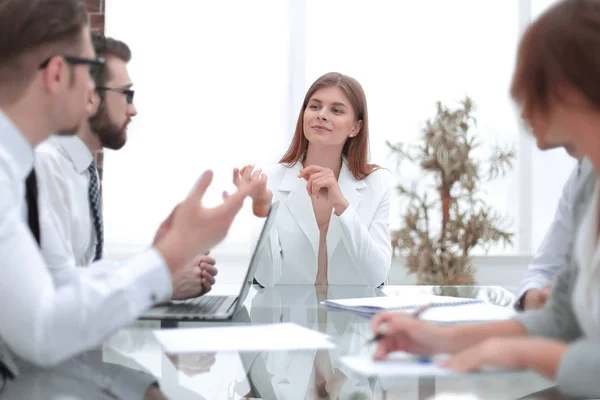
left=235, top=72, right=392, bottom=287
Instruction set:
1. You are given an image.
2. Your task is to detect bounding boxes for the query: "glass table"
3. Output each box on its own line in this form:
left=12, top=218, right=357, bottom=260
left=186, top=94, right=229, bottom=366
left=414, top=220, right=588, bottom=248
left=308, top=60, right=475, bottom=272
left=2, top=285, right=565, bottom=400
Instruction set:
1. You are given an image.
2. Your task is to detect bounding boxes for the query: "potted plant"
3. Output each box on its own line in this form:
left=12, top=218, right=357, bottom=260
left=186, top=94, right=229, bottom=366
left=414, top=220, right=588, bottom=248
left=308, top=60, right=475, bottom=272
left=387, top=97, right=515, bottom=285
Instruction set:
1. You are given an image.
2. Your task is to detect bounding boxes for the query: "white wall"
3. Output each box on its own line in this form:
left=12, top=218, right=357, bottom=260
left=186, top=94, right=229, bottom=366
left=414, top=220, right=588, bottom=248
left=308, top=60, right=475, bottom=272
left=103, top=0, right=573, bottom=272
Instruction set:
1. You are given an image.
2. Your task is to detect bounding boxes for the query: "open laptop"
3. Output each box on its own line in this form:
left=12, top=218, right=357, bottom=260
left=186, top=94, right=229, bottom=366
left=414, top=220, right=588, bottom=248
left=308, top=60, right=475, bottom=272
left=140, top=201, right=279, bottom=321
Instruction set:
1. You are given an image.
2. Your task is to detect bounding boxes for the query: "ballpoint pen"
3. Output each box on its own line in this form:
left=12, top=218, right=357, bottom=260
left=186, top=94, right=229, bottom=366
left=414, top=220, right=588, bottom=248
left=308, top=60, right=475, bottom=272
left=362, top=302, right=433, bottom=347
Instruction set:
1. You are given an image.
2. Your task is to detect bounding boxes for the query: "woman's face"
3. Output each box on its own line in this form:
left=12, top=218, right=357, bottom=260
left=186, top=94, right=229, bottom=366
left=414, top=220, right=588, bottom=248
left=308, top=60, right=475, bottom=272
left=302, top=86, right=362, bottom=148
left=520, top=91, right=589, bottom=160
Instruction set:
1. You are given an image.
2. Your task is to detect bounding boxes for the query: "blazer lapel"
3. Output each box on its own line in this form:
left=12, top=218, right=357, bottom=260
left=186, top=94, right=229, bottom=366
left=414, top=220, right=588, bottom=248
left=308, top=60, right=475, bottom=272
left=326, top=161, right=367, bottom=262
left=278, top=163, right=319, bottom=256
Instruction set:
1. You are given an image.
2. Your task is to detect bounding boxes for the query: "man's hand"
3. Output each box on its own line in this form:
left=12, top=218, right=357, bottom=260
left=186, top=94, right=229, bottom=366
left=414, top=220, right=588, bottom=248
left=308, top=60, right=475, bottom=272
left=522, top=286, right=550, bottom=310
left=171, top=253, right=218, bottom=300
left=155, top=170, right=258, bottom=277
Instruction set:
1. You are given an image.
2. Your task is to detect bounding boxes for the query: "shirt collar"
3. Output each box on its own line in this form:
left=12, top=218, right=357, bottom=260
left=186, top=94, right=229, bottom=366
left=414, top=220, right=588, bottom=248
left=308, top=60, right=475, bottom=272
left=0, top=110, right=34, bottom=180
left=51, top=136, right=94, bottom=174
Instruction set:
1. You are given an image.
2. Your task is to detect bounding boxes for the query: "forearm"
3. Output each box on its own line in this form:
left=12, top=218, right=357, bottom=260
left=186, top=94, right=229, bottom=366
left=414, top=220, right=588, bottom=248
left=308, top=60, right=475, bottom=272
left=515, top=338, right=566, bottom=379
left=337, top=207, right=391, bottom=286
left=445, top=320, right=528, bottom=353
left=0, top=224, right=172, bottom=366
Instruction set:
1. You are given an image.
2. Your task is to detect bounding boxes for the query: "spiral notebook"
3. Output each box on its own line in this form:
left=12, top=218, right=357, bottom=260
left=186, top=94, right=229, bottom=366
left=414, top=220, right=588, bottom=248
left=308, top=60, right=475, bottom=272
left=321, top=294, right=484, bottom=315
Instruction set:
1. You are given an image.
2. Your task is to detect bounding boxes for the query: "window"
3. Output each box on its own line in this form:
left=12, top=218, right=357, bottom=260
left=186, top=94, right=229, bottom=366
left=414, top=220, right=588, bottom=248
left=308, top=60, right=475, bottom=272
left=104, top=0, right=574, bottom=259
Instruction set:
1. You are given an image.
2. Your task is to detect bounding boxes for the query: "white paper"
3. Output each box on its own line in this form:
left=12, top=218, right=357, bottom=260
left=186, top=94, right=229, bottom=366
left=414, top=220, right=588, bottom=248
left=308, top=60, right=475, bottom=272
left=420, top=303, right=516, bottom=324
left=322, top=294, right=483, bottom=314
left=341, top=353, right=505, bottom=378
left=153, top=323, right=335, bottom=354
left=341, top=353, right=452, bottom=377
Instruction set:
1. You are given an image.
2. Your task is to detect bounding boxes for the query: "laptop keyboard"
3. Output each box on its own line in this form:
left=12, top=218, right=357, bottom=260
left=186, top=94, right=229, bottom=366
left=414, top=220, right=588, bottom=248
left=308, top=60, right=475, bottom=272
left=166, top=296, right=229, bottom=314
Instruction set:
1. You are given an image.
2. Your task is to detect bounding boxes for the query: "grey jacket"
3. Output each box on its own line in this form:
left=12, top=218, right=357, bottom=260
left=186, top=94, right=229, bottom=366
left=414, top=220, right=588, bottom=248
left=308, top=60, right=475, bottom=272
left=515, top=162, right=599, bottom=398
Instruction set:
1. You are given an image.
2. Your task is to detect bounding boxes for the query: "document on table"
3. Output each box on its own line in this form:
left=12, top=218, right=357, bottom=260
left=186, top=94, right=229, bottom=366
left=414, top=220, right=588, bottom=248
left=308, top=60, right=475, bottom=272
left=341, top=352, right=506, bottom=377
left=322, top=294, right=483, bottom=314
left=153, top=322, right=335, bottom=354
left=419, top=303, right=516, bottom=324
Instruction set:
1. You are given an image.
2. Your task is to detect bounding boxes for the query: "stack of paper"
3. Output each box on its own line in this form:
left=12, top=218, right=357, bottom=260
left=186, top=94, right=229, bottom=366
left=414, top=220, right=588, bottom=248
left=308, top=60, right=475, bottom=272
left=153, top=322, right=335, bottom=354
left=322, top=294, right=483, bottom=314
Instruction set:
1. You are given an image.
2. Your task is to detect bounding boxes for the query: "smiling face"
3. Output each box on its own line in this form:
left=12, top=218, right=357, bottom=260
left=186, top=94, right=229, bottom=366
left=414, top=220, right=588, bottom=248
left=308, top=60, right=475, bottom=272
left=302, top=86, right=362, bottom=150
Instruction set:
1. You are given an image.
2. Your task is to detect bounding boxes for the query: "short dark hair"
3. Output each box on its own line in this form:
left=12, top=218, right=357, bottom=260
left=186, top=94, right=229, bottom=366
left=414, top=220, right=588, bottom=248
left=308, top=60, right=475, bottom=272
left=511, top=0, right=600, bottom=113
left=0, top=0, right=88, bottom=103
left=91, top=34, right=131, bottom=89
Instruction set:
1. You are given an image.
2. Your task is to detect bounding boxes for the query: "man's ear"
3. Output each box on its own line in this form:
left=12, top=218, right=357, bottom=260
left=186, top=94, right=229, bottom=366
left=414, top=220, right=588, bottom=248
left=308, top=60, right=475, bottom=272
left=42, top=56, right=68, bottom=94
left=87, top=90, right=101, bottom=117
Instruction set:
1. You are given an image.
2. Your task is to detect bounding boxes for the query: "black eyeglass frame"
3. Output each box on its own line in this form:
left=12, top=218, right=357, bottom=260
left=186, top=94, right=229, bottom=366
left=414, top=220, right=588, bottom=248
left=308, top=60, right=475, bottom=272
left=39, top=55, right=105, bottom=70
left=96, top=87, right=135, bottom=104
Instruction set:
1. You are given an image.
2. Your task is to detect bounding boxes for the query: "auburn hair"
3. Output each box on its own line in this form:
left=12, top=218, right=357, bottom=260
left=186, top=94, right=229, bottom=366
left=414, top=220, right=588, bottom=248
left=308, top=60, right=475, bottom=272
left=279, top=72, right=378, bottom=180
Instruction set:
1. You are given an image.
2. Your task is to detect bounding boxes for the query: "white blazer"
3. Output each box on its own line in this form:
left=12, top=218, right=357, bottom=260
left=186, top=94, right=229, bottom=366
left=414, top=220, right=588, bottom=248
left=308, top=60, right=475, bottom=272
left=253, top=161, right=392, bottom=287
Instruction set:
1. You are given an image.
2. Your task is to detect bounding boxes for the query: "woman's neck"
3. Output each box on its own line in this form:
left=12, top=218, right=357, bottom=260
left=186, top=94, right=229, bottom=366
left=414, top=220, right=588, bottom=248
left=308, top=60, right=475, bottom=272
left=304, top=144, right=344, bottom=178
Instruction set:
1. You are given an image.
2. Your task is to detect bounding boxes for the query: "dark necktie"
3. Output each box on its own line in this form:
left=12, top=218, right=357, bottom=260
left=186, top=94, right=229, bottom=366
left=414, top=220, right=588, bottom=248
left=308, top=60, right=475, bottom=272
left=25, top=169, right=40, bottom=245
left=87, top=160, right=103, bottom=261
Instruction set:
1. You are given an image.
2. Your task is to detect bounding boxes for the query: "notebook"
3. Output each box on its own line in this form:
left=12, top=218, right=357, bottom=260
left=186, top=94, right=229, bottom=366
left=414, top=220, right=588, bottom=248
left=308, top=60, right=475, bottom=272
left=321, top=294, right=484, bottom=315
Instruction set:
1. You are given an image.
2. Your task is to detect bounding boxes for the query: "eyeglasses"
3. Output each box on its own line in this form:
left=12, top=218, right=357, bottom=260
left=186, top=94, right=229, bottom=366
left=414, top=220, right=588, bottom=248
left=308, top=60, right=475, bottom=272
left=39, top=55, right=105, bottom=70
left=96, top=87, right=135, bottom=104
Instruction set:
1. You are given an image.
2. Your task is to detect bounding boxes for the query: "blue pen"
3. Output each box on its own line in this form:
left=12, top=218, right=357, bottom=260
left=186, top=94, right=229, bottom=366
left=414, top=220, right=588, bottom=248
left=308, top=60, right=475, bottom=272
left=417, top=356, right=432, bottom=364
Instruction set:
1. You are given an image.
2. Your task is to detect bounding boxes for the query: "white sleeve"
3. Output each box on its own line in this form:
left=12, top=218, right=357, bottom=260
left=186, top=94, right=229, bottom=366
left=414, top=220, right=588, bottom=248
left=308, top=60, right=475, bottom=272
left=0, top=179, right=172, bottom=366
left=334, top=169, right=392, bottom=286
left=35, top=151, right=80, bottom=271
left=515, top=164, right=578, bottom=303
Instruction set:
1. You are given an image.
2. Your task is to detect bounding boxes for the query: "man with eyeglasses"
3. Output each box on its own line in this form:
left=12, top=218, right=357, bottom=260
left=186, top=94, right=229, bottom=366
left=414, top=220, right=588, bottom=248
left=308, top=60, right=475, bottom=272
left=0, top=0, right=255, bottom=379
left=35, top=34, right=218, bottom=301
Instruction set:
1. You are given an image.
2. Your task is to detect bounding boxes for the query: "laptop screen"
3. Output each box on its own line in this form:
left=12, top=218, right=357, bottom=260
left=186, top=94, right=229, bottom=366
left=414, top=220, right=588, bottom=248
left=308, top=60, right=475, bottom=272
left=232, top=201, right=280, bottom=311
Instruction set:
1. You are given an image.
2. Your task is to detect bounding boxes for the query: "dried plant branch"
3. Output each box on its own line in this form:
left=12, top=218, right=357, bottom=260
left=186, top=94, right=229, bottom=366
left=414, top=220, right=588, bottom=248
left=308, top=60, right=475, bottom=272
left=389, top=97, right=516, bottom=285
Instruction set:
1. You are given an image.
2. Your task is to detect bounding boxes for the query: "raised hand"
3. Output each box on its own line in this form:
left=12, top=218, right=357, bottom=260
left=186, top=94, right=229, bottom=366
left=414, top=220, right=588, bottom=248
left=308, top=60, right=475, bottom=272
left=233, top=165, right=272, bottom=217
left=155, top=170, right=254, bottom=275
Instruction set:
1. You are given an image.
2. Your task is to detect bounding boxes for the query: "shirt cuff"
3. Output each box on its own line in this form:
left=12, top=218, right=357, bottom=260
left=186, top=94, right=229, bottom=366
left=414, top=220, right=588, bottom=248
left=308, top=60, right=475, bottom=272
left=514, top=282, right=548, bottom=311
left=335, top=204, right=357, bottom=225
left=114, top=248, right=173, bottom=309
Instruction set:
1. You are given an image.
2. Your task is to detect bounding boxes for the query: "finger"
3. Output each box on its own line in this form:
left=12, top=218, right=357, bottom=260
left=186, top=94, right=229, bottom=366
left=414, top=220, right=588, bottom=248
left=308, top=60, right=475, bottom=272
left=187, top=170, right=213, bottom=205
left=202, top=270, right=216, bottom=285
left=372, top=312, right=393, bottom=333
left=299, top=165, right=323, bottom=178
left=252, top=169, right=263, bottom=182
left=200, top=256, right=216, bottom=266
left=204, top=250, right=210, bottom=256
left=306, top=172, right=322, bottom=196
left=242, top=164, right=254, bottom=180
left=374, top=338, right=396, bottom=360
left=312, top=177, right=325, bottom=199
left=201, top=279, right=212, bottom=295
left=200, top=263, right=218, bottom=277
left=240, top=165, right=252, bottom=176
left=222, top=190, right=230, bottom=200
left=232, top=168, right=241, bottom=187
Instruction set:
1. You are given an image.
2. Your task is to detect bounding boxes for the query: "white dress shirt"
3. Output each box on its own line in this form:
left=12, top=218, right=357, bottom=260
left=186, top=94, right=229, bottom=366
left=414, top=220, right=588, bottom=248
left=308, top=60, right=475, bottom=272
left=0, top=110, right=172, bottom=366
left=253, top=162, right=392, bottom=287
left=36, top=136, right=97, bottom=269
left=516, top=159, right=595, bottom=304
